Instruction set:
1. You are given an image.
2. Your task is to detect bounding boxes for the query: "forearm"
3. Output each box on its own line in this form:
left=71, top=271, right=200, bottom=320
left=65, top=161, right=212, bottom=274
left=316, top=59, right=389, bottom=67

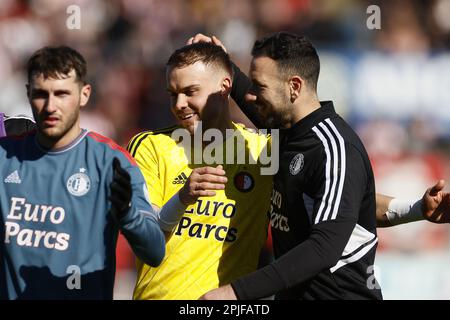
left=151, top=193, right=188, bottom=241
left=231, top=63, right=265, bottom=128
left=232, top=221, right=353, bottom=299
left=376, top=193, right=394, bottom=227
left=119, top=208, right=165, bottom=267
left=376, top=193, right=424, bottom=227
left=155, top=193, right=187, bottom=231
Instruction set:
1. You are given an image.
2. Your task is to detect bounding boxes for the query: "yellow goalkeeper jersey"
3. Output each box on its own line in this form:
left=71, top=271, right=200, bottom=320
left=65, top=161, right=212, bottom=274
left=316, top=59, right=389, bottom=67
left=127, top=123, right=272, bottom=300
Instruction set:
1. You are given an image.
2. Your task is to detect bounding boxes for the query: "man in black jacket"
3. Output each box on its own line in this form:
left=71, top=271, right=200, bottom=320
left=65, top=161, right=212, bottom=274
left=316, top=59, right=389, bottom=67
left=195, top=32, right=450, bottom=300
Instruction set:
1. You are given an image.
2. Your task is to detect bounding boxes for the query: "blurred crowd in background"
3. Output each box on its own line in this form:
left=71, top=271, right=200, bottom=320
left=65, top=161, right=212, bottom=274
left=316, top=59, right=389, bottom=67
left=1, top=0, right=450, bottom=299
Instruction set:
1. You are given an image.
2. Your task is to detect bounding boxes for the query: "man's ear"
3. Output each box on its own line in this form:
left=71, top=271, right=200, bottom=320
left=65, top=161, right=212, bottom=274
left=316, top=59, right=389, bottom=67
left=80, top=84, right=92, bottom=108
left=221, top=76, right=232, bottom=96
left=289, top=76, right=303, bottom=102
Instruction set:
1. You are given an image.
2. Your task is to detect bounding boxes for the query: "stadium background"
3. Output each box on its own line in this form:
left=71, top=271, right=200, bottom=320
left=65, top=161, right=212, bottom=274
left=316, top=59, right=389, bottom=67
left=1, top=0, right=449, bottom=299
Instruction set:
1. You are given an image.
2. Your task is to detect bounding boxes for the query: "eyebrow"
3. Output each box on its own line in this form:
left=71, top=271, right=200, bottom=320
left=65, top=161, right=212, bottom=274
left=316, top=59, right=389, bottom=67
left=53, top=89, right=72, bottom=94
left=31, top=88, right=72, bottom=93
left=166, top=84, right=200, bottom=93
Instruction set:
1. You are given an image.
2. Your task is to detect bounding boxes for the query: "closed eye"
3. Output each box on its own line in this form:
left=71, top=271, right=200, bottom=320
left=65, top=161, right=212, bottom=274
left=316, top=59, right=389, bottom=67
left=30, top=89, right=48, bottom=99
left=54, top=90, right=71, bottom=97
left=184, top=89, right=197, bottom=96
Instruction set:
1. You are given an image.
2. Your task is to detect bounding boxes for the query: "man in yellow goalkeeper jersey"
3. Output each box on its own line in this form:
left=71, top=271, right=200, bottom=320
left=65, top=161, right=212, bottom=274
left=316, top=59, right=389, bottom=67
left=127, top=42, right=274, bottom=299
left=127, top=39, right=450, bottom=300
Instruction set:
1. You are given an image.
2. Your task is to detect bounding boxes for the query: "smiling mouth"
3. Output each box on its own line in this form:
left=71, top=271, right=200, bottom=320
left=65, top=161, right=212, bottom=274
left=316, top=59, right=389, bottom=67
left=179, top=113, right=196, bottom=120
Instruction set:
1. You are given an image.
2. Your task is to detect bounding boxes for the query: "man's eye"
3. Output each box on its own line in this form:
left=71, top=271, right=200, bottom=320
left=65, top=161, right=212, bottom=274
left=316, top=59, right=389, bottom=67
left=31, top=92, right=47, bottom=99
left=251, top=84, right=261, bottom=93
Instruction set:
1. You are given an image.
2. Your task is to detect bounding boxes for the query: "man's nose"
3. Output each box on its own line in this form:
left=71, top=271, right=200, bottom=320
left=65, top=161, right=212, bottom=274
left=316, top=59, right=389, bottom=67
left=44, top=95, right=58, bottom=113
left=173, top=94, right=188, bottom=111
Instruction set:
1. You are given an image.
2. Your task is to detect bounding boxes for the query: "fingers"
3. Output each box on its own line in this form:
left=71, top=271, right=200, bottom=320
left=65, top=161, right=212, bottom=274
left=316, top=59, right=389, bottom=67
left=187, top=34, right=227, bottom=52
left=180, top=166, right=227, bottom=204
left=190, top=33, right=213, bottom=44
left=190, top=166, right=228, bottom=187
left=112, top=158, right=131, bottom=182
left=194, top=165, right=226, bottom=177
left=109, top=195, right=127, bottom=208
left=113, top=157, right=121, bottom=171
left=191, top=173, right=227, bottom=186
left=113, top=169, right=131, bottom=185
left=194, top=174, right=227, bottom=185
left=211, top=35, right=227, bottom=52
left=111, top=157, right=132, bottom=196
left=195, top=190, right=218, bottom=197
left=192, top=181, right=226, bottom=191
left=429, top=179, right=446, bottom=197
left=110, top=181, right=130, bottom=198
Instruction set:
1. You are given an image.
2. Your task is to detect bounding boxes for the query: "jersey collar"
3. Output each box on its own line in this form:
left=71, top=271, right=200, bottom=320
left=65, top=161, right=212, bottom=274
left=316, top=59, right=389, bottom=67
left=35, top=129, right=89, bottom=154
left=284, top=101, right=338, bottom=138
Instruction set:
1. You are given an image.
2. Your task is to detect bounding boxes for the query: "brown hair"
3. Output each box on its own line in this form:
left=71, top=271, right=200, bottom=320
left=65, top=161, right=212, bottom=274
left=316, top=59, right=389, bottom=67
left=166, top=42, right=232, bottom=77
left=252, top=32, right=320, bottom=91
left=27, top=46, right=87, bottom=85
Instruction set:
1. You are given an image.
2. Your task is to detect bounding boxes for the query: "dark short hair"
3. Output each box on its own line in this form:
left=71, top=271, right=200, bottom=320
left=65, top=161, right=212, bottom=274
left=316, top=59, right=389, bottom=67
left=166, top=42, right=233, bottom=77
left=27, top=46, right=87, bottom=85
left=252, top=32, right=320, bottom=90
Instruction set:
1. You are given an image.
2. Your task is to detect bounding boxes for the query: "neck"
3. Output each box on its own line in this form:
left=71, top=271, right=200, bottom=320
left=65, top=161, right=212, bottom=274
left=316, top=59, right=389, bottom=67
left=288, top=93, right=321, bottom=128
left=37, top=125, right=82, bottom=150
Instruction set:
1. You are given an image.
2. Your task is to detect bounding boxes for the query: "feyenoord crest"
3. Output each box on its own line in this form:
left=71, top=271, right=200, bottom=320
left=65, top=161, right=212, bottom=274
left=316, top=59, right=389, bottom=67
left=67, top=168, right=91, bottom=196
left=234, top=171, right=254, bottom=192
left=289, top=153, right=304, bottom=175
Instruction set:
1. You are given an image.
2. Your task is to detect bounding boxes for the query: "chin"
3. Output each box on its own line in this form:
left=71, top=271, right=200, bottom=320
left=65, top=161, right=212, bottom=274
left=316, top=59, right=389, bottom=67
left=177, top=122, right=195, bottom=136
left=41, top=127, right=61, bottom=137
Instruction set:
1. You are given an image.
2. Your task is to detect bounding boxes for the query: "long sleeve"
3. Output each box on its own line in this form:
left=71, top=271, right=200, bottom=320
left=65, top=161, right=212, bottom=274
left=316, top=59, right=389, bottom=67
left=231, top=63, right=266, bottom=129
left=232, top=143, right=368, bottom=299
left=114, top=154, right=165, bottom=267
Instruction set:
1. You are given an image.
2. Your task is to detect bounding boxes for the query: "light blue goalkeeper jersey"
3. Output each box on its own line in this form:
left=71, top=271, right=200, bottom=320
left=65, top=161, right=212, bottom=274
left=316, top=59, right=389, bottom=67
left=0, top=129, right=165, bottom=299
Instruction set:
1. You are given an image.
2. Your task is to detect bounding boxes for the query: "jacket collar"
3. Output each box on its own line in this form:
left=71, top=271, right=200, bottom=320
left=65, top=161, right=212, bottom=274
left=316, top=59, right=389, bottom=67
left=281, top=101, right=338, bottom=139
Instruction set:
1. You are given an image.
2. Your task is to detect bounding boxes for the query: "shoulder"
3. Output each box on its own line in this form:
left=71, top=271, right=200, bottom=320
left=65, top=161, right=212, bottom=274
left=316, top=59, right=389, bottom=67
left=127, top=125, right=180, bottom=157
left=0, top=132, right=35, bottom=161
left=309, top=117, right=368, bottom=165
left=86, top=131, right=136, bottom=166
left=4, top=115, right=36, bottom=136
left=1, top=130, right=35, bottom=145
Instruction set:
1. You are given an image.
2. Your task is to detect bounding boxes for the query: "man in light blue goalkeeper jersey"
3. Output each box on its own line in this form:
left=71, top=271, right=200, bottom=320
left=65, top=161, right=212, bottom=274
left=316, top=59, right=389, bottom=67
left=0, top=46, right=165, bottom=299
